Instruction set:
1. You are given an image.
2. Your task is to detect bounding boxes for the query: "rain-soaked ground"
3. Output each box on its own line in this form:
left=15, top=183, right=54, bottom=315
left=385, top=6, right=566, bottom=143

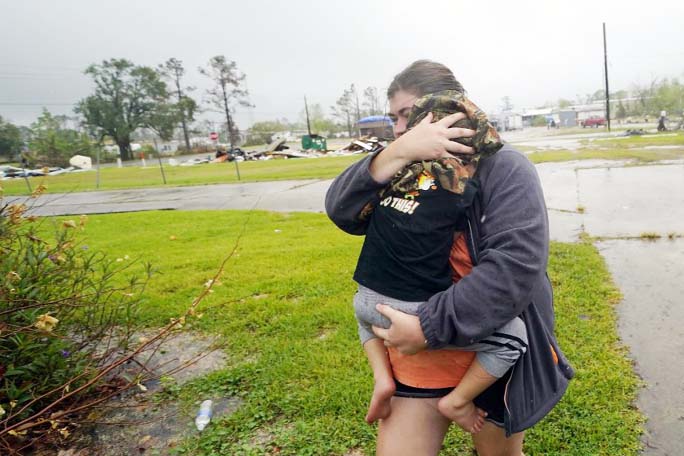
left=537, top=160, right=684, bottom=455
left=598, top=239, right=684, bottom=456
left=9, top=151, right=684, bottom=454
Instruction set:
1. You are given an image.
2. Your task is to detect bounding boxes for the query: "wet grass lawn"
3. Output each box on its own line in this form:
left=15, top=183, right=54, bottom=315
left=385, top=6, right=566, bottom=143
left=526, top=147, right=684, bottom=164
left=46, top=210, right=644, bottom=455
left=526, top=131, right=684, bottom=163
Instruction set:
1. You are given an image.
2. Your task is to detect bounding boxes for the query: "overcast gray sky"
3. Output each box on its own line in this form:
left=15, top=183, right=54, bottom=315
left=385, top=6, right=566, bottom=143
left=1, top=0, right=683, bottom=129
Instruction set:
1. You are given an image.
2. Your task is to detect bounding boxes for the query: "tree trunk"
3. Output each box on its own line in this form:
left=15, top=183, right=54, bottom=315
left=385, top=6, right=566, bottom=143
left=117, top=138, right=132, bottom=161
left=175, top=76, right=192, bottom=152
left=181, top=119, right=191, bottom=151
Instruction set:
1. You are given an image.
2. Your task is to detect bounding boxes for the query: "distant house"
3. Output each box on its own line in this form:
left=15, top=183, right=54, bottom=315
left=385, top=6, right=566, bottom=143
left=357, top=115, right=393, bottom=138
left=520, top=108, right=558, bottom=127
left=491, top=111, right=523, bottom=131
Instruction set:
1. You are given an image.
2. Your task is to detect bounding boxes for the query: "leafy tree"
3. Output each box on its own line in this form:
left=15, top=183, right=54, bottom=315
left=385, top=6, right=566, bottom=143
left=29, top=110, right=96, bottom=167
left=611, top=90, right=629, bottom=100
left=199, top=56, right=252, bottom=149
left=158, top=58, right=197, bottom=151
left=616, top=101, right=627, bottom=119
left=331, top=84, right=361, bottom=137
left=0, top=116, right=23, bottom=161
left=362, top=86, right=383, bottom=116
left=300, top=103, right=337, bottom=135
left=531, top=115, right=548, bottom=127
left=557, top=98, right=572, bottom=109
left=500, top=96, right=514, bottom=112
left=145, top=102, right=181, bottom=142
left=653, top=77, right=684, bottom=115
left=244, top=120, right=288, bottom=146
left=591, top=89, right=606, bottom=102
left=76, top=59, right=169, bottom=161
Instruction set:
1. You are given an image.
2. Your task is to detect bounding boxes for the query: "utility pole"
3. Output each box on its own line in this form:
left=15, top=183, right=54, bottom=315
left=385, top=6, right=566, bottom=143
left=603, top=22, right=611, bottom=132
left=304, top=96, right=312, bottom=136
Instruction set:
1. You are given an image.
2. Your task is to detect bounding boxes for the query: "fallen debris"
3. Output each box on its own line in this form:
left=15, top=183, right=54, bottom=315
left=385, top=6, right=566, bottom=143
left=332, top=136, right=386, bottom=155
left=619, top=129, right=647, bottom=136
left=69, top=155, right=93, bottom=169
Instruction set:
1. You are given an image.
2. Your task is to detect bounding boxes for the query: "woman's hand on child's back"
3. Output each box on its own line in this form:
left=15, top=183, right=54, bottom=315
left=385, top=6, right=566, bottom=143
left=395, top=112, right=476, bottom=162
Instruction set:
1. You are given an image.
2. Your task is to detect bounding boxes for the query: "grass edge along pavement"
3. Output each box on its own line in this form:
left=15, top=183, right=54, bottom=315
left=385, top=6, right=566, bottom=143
left=50, top=210, right=643, bottom=455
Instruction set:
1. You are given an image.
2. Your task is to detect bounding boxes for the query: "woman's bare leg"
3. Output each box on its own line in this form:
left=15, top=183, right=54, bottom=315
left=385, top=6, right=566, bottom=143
left=376, top=396, right=451, bottom=456
left=471, top=421, right=524, bottom=456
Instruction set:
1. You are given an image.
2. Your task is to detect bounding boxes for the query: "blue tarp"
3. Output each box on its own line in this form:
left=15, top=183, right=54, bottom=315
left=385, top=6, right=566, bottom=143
left=358, top=115, right=393, bottom=125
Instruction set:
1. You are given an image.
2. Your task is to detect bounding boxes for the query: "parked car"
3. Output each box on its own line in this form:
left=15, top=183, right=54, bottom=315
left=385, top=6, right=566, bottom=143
left=581, top=117, right=606, bottom=128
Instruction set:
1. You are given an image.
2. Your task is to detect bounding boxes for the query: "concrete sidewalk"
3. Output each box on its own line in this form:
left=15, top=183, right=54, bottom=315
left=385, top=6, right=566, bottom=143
left=7, top=179, right=330, bottom=216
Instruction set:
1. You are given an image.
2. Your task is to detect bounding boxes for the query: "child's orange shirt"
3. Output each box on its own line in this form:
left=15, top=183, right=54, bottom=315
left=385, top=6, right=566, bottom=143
left=387, top=232, right=476, bottom=388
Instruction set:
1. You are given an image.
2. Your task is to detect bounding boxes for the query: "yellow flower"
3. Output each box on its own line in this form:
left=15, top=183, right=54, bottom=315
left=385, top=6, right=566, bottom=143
left=6, top=271, right=21, bottom=282
left=7, top=204, right=27, bottom=224
left=30, top=183, right=48, bottom=198
left=62, top=220, right=77, bottom=229
left=58, top=427, right=70, bottom=438
left=34, top=314, right=59, bottom=332
left=0, top=404, right=5, bottom=417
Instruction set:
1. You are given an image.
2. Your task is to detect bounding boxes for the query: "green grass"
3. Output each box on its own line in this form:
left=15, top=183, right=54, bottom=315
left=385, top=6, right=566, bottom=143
left=587, top=131, right=684, bottom=148
left=0, top=154, right=365, bottom=196
left=527, top=147, right=684, bottom=164
left=41, top=210, right=643, bottom=455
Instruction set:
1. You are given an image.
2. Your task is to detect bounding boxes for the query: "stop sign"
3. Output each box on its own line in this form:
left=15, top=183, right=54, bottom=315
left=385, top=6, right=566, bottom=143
left=209, top=132, right=219, bottom=141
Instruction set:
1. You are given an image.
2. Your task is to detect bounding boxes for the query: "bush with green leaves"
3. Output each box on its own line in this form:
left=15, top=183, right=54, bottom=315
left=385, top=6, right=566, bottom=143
left=0, top=190, right=151, bottom=449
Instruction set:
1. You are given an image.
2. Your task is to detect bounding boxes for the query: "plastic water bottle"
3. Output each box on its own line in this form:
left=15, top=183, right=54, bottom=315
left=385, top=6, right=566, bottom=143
left=195, top=400, right=213, bottom=431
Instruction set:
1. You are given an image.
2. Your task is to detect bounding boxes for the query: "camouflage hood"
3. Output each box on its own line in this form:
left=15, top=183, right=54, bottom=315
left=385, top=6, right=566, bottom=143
left=388, top=90, right=503, bottom=196
left=358, top=90, right=503, bottom=221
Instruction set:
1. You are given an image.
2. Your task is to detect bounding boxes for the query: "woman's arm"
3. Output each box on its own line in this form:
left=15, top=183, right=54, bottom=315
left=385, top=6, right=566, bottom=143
left=324, top=153, right=387, bottom=235
left=418, top=148, right=550, bottom=348
left=325, top=112, right=476, bottom=234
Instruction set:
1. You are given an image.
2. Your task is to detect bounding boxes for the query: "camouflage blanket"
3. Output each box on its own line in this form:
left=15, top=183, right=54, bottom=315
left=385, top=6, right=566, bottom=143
left=358, top=90, right=503, bottom=221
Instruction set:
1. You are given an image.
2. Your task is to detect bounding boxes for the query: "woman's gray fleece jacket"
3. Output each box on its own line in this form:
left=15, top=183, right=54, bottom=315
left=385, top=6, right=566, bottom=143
left=325, top=145, right=574, bottom=436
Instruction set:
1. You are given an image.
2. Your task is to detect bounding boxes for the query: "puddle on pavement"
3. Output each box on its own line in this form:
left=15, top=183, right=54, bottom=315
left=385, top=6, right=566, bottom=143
left=598, top=239, right=684, bottom=455
left=578, top=164, right=684, bottom=237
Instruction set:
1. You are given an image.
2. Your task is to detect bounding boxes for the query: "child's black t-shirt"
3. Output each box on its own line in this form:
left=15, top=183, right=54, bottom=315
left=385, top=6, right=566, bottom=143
left=353, top=170, right=477, bottom=301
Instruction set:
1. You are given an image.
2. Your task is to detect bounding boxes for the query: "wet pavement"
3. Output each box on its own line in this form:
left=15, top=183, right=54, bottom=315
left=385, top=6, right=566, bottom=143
left=8, top=179, right=328, bottom=216
left=7, top=157, right=684, bottom=455
left=598, top=239, right=684, bottom=456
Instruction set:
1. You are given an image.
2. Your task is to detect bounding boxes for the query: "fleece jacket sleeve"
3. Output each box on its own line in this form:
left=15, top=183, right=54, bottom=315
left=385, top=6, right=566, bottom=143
left=418, top=149, right=550, bottom=348
left=324, top=153, right=387, bottom=235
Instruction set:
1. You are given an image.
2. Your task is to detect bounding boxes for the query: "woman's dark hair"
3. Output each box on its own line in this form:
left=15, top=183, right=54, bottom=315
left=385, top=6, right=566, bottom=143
left=387, top=60, right=464, bottom=99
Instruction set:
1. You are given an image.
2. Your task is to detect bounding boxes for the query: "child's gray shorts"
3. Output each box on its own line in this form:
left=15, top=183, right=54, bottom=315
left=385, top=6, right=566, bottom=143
left=353, top=284, right=528, bottom=378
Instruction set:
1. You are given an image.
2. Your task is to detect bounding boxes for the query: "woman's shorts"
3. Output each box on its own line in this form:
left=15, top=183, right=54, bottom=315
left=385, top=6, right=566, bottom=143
left=393, top=371, right=510, bottom=428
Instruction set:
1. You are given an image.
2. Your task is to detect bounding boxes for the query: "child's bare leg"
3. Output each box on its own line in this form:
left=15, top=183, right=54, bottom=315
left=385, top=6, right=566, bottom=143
left=363, top=338, right=396, bottom=423
left=437, top=358, right=495, bottom=433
